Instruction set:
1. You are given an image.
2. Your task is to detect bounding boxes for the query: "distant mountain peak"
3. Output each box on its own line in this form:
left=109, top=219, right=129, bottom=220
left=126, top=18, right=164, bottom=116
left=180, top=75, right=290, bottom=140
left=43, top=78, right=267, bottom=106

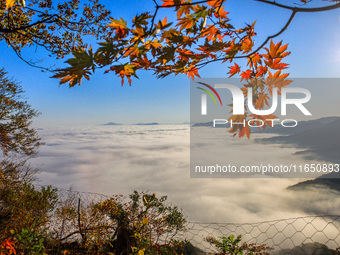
left=133, top=122, right=159, bottom=126
left=102, top=122, right=122, bottom=126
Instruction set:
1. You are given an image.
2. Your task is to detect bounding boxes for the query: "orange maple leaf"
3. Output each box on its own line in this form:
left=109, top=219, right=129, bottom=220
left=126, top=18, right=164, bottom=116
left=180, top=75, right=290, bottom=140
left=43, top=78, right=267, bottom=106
left=255, top=92, right=270, bottom=109
left=178, top=16, right=195, bottom=30
left=249, top=114, right=278, bottom=130
left=228, top=63, right=240, bottom=77
left=201, top=25, right=220, bottom=42
left=207, top=0, right=224, bottom=7
left=263, top=40, right=290, bottom=59
left=240, top=70, right=252, bottom=81
left=186, top=66, right=201, bottom=80
left=215, top=6, right=228, bottom=19
left=241, top=38, right=253, bottom=54
left=161, top=0, right=175, bottom=6
left=177, top=5, right=192, bottom=19
left=238, top=126, right=251, bottom=139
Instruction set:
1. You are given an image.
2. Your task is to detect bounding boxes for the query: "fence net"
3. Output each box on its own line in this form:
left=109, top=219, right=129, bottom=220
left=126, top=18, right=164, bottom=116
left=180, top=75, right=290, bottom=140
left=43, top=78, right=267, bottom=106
left=181, top=216, right=340, bottom=254
left=46, top=186, right=340, bottom=255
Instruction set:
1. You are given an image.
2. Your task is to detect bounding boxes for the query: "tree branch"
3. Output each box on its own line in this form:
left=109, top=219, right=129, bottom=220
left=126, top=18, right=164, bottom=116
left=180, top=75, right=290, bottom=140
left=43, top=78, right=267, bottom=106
left=0, top=34, right=50, bottom=71
left=245, top=9, right=296, bottom=58
left=254, top=0, right=340, bottom=12
left=194, top=9, right=297, bottom=68
left=195, top=0, right=340, bottom=69
left=0, top=16, right=58, bottom=33
left=158, top=0, right=214, bottom=8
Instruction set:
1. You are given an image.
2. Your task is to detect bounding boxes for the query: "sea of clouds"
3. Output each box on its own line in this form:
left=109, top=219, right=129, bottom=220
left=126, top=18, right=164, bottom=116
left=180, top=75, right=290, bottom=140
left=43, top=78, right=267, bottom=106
left=30, top=125, right=340, bottom=223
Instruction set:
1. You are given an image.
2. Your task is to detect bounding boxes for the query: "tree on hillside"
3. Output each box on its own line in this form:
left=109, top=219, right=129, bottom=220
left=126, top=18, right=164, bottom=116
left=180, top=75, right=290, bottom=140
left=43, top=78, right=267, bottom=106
left=0, top=0, right=111, bottom=69
left=0, top=68, right=40, bottom=157
left=52, top=0, right=340, bottom=137
left=0, top=68, right=58, bottom=247
left=0, top=160, right=58, bottom=242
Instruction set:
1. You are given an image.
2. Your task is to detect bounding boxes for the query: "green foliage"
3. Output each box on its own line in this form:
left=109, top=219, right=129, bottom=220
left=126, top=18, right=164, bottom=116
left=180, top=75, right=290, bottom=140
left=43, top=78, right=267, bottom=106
left=206, top=235, right=272, bottom=255
left=210, top=235, right=243, bottom=255
left=93, top=191, right=187, bottom=255
left=17, top=228, right=46, bottom=255
left=0, top=160, right=58, bottom=241
left=0, top=185, right=277, bottom=255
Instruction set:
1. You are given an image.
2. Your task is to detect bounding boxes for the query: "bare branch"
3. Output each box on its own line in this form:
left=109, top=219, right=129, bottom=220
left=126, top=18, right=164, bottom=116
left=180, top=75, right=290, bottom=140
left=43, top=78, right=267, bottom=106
left=0, top=34, right=50, bottom=71
left=255, top=0, right=340, bottom=12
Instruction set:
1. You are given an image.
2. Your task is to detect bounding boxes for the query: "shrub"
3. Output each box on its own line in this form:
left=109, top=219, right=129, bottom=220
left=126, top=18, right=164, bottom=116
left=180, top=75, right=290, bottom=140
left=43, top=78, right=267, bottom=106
left=206, top=234, right=272, bottom=255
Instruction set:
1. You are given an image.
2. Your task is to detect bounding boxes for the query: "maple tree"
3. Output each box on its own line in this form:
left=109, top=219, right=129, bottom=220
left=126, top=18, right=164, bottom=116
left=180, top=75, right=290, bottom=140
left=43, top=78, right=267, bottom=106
left=50, top=0, right=340, bottom=138
left=0, top=0, right=111, bottom=69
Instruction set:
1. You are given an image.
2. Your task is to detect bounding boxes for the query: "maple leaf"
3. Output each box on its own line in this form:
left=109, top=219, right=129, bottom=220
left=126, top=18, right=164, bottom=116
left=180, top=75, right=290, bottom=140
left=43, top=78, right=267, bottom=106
left=228, top=115, right=247, bottom=135
left=186, top=66, right=201, bottom=80
left=5, top=0, right=25, bottom=9
left=215, top=6, right=228, bottom=20
left=107, top=18, right=127, bottom=30
left=177, top=4, right=192, bottom=19
left=228, top=63, right=240, bottom=77
left=161, top=0, right=175, bottom=6
left=132, top=12, right=152, bottom=28
left=198, top=41, right=227, bottom=53
left=240, top=70, right=252, bottom=81
left=207, top=0, right=224, bottom=8
left=132, top=27, right=145, bottom=37
left=151, top=40, right=162, bottom=49
left=52, top=48, right=96, bottom=87
left=111, top=64, right=138, bottom=86
left=263, top=40, right=290, bottom=60
left=201, top=26, right=215, bottom=41
left=177, top=49, right=194, bottom=62
left=264, top=58, right=289, bottom=70
left=178, top=16, right=195, bottom=30
left=123, top=45, right=141, bottom=58
left=255, top=92, right=270, bottom=109
left=266, top=71, right=292, bottom=94
left=248, top=53, right=262, bottom=68
left=256, top=66, right=268, bottom=77
left=107, top=18, right=129, bottom=38
left=249, top=114, right=278, bottom=130
left=155, top=17, right=173, bottom=31
left=5, top=0, right=16, bottom=9
left=238, top=126, right=251, bottom=139
left=241, top=38, right=253, bottom=53
left=240, top=86, right=248, bottom=97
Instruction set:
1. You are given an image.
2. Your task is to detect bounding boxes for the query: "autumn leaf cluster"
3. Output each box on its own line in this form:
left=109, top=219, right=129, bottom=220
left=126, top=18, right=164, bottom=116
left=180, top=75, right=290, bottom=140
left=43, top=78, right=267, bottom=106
left=51, top=0, right=293, bottom=137
left=0, top=0, right=111, bottom=68
left=53, top=0, right=261, bottom=86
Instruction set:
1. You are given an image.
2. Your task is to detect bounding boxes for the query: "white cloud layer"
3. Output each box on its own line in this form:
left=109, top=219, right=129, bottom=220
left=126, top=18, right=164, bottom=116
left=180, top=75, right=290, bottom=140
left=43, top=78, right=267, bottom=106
left=31, top=125, right=340, bottom=224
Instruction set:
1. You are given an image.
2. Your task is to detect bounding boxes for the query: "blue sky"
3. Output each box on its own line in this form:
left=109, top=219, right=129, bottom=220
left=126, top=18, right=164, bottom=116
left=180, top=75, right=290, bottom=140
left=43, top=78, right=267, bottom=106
left=1, top=0, right=340, bottom=127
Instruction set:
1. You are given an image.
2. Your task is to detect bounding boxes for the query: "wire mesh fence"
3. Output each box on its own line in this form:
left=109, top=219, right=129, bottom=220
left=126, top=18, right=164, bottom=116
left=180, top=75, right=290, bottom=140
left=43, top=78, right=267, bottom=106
left=181, top=216, right=340, bottom=254
left=44, top=186, right=340, bottom=254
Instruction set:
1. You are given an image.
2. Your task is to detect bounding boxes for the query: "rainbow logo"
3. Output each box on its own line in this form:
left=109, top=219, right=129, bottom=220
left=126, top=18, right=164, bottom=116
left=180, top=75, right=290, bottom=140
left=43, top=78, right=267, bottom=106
left=196, top=82, right=222, bottom=106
